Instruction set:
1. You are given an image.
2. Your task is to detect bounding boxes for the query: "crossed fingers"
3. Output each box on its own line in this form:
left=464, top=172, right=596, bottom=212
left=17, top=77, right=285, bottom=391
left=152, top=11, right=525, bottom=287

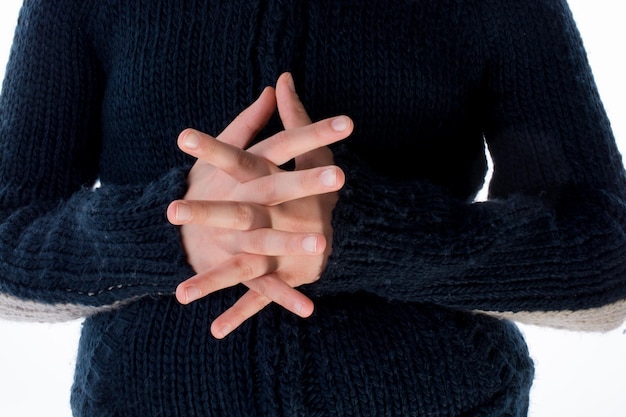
left=167, top=74, right=353, bottom=338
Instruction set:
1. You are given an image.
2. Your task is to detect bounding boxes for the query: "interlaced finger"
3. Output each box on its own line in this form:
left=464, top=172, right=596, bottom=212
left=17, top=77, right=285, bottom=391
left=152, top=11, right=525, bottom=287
left=275, top=72, right=341, bottom=169
left=178, top=129, right=275, bottom=182
left=235, top=165, right=344, bottom=205
left=176, top=253, right=275, bottom=305
left=247, top=115, right=352, bottom=167
left=210, top=275, right=315, bottom=339
left=218, top=86, right=277, bottom=149
left=167, top=200, right=270, bottom=230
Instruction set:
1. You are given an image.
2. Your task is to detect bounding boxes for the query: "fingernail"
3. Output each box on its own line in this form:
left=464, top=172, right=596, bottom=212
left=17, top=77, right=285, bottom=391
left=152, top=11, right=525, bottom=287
left=301, top=235, right=318, bottom=253
left=175, top=202, right=192, bottom=222
left=185, top=286, right=202, bottom=303
left=183, top=131, right=200, bottom=149
left=331, top=116, right=349, bottom=132
left=286, top=73, right=296, bottom=92
left=294, top=302, right=304, bottom=316
left=320, top=168, right=337, bottom=187
left=220, top=324, right=232, bottom=338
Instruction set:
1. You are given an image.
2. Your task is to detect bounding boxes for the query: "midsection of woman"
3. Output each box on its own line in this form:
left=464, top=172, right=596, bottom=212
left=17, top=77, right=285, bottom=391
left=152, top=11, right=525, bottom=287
left=73, top=3, right=524, bottom=415
left=3, top=0, right=625, bottom=416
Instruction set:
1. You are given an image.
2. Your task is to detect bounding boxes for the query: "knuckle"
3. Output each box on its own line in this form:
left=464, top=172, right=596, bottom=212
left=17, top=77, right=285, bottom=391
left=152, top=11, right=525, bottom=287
left=247, top=230, right=268, bottom=253
left=248, top=276, right=270, bottom=297
left=287, top=214, right=308, bottom=231
left=272, top=130, right=291, bottom=151
left=235, top=107, right=265, bottom=135
left=311, top=122, right=327, bottom=141
left=256, top=177, right=277, bottom=202
left=248, top=276, right=283, bottom=308
left=197, top=202, right=212, bottom=222
left=248, top=291, right=271, bottom=313
left=233, top=257, right=256, bottom=280
left=281, top=270, right=306, bottom=288
left=292, top=269, right=310, bottom=285
left=293, top=101, right=309, bottom=117
left=235, top=149, right=258, bottom=171
left=299, top=170, right=317, bottom=190
left=296, top=102, right=308, bottom=114
left=234, top=203, right=255, bottom=229
left=241, top=114, right=264, bottom=136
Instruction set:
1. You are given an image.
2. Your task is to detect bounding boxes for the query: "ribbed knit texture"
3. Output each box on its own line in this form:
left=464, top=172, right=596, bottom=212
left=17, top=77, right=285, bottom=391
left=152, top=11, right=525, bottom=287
left=1, top=0, right=625, bottom=415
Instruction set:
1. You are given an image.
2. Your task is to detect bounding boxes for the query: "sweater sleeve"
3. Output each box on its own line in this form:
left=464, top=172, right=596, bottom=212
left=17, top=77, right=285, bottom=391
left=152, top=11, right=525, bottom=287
left=0, top=0, right=192, bottom=321
left=309, top=0, right=626, bottom=331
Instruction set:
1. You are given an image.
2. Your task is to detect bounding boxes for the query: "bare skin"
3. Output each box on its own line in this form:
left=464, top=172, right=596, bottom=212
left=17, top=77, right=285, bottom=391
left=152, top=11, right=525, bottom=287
left=167, top=73, right=353, bottom=338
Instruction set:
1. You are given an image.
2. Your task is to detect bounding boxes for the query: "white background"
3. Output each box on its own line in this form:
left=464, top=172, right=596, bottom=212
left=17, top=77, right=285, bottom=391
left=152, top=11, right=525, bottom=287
left=0, top=1, right=624, bottom=416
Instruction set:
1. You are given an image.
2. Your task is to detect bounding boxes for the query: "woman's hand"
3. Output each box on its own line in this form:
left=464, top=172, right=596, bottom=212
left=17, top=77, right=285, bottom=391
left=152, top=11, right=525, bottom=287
left=167, top=73, right=353, bottom=338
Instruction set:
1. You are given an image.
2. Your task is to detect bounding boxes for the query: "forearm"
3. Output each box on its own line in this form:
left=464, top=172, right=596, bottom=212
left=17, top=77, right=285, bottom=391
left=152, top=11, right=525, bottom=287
left=308, top=146, right=626, bottom=330
left=0, top=167, right=193, bottom=321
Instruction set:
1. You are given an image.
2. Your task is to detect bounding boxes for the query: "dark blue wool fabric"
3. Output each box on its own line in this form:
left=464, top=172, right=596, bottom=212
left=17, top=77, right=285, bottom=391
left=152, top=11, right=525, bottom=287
left=1, top=0, right=625, bottom=415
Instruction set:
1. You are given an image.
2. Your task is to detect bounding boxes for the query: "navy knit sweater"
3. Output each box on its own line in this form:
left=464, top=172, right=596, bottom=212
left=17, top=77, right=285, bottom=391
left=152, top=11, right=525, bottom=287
left=2, top=0, right=626, bottom=416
